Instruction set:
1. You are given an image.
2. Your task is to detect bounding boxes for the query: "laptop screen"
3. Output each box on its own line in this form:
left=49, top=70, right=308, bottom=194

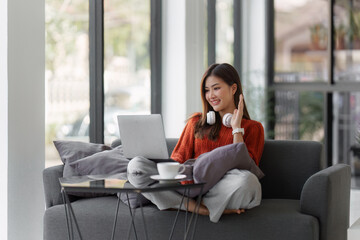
left=117, top=114, right=170, bottom=159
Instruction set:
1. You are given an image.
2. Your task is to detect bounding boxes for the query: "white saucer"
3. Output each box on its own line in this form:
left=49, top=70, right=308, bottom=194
left=150, top=174, right=187, bottom=183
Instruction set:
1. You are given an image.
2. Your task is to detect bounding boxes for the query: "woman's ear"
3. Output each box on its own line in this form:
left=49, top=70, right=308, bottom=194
left=231, top=83, right=237, bottom=95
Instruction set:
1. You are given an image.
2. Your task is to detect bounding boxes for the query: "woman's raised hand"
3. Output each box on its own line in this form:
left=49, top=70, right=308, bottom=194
left=231, top=94, right=244, bottom=129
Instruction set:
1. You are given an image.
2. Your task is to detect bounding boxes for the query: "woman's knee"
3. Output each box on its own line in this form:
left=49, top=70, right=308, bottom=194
left=241, top=171, right=262, bottom=207
left=243, top=171, right=261, bottom=193
left=127, top=156, right=157, bottom=175
left=127, top=157, right=158, bottom=188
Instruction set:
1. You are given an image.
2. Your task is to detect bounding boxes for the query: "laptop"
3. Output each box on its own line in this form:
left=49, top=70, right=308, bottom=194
left=117, top=114, right=174, bottom=162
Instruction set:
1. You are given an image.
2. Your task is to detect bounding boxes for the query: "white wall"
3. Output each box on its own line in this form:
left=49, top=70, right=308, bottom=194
left=162, top=0, right=205, bottom=138
left=185, top=0, right=205, bottom=117
left=3, top=0, right=45, bottom=239
left=0, top=0, right=9, bottom=238
left=242, top=0, right=266, bottom=125
left=162, top=0, right=187, bottom=137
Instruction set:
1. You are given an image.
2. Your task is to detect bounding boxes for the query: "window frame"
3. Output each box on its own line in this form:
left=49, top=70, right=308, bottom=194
left=88, top=0, right=243, bottom=143
left=88, top=0, right=161, bottom=143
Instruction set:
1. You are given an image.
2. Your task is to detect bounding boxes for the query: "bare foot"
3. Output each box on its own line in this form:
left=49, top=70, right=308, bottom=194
left=223, top=209, right=245, bottom=215
left=185, top=200, right=245, bottom=216
left=184, top=199, right=209, bottom=215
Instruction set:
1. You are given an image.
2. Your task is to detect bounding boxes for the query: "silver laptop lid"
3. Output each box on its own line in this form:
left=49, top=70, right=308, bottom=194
left=117, top=114, right=169, bottom=159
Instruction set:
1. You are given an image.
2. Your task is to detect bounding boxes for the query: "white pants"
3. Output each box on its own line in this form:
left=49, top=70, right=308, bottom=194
left=202, top=169, right=262, bottom=222
left=127, top=156, right=262, bottom=222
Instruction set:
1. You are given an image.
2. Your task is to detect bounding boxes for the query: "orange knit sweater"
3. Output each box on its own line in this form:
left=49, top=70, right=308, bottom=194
left=171, top=114, right=265, bottom=166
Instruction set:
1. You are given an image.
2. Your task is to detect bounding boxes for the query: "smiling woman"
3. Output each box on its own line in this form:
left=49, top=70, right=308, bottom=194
left=205, top=76, right=237, bottom=117
left=196, top=63, right=251, bottom=141
left=127, top=63, right=264, bottom=222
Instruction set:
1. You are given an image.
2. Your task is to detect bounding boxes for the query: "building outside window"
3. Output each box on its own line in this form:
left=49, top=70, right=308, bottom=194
left=273, top=0, right=360, bottom=185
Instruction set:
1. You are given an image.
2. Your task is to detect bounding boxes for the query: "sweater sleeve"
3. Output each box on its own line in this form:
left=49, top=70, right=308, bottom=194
left=243, top=121, right=265, bottom=166
left=170, top=116, right=198, bottom=164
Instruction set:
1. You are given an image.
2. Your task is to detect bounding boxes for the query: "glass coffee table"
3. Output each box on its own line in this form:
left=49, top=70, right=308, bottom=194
left=59, top=175, right=205, bottom=240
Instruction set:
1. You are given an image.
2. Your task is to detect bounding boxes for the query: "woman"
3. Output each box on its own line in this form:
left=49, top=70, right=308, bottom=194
left=127, top=63, right=264, bottom=222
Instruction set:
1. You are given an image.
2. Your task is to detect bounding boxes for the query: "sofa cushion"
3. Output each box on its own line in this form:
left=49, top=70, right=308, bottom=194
left=44, top=197, right=318, bottom=240
left=259, top=140, right=322, bottom=199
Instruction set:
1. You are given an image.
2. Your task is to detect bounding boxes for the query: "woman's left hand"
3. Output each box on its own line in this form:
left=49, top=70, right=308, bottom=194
left=231, top=94, right=244, bottom=129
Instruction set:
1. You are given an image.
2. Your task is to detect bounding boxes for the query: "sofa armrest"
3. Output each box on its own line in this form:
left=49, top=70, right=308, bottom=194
left=300, top=164, right=351, bottom=240
left=43, top=165, right=64, bottom=208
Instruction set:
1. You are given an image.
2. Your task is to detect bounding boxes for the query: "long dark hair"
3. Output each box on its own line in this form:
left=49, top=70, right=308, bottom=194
left=193, top=63, right=250, bottom=140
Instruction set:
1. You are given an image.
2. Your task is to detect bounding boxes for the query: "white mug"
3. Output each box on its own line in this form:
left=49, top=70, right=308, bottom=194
left=157, top=162, right=185, bottom=179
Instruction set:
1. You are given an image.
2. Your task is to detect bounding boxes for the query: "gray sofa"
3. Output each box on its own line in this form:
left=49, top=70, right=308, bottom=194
left=43, top=139, right=351, bottom=240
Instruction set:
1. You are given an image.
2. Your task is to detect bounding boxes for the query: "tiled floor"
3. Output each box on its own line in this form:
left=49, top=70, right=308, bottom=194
left=350, top=189, right=360, bottom=225
left=350, top=177, right=360, bottom=225
left=351, top=176, right=360, bottom=189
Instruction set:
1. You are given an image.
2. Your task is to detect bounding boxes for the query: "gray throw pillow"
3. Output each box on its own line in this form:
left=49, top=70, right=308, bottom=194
left=117, top=182, right=151, bottom=209
left=69, top=146, right=151, bottom=207
left=178, top=142, right=265, bottom=198
left=67, top=146, right=128, bottom=198
left=53, top=140, right=112, bottom=178
left=69, top=146, right=128, bottom=175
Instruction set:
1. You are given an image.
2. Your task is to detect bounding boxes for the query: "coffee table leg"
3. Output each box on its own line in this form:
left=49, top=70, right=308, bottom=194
left=184, top=185, right=204, bottom=240
left=189, top=185, right=204, bottom=240
left=61, top=189, right=72, bottom=240
left=126, top=193, right=139, bottom=240
left=111, top=193, right=122, bottom=240
left=184, top=188, right=190, bottom=234
left=138, top=193, right=149, bottom=240
left=168, top=190, right=187, bottom=240
left=63, top=190, right=83, bottom=240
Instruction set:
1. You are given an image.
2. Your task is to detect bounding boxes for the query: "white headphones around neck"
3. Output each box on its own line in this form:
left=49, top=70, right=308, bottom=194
left=206, top=111, right=233, bottom=128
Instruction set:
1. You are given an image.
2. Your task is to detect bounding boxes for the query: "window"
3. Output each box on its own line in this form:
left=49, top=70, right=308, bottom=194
left=45, top=0, right=156, bottom=165
left=274, top=91, right=324, bottom=141
left=216, top=0, right=234, bottom=64
left=45, top=0, right=89, bottom=167
left=103, top=0, right=151, bottom=144
left=333, top=92, right=360, bottom=167
left=274, top=0, right=329, bottom=83
left=334, top=0, right=360, bottom=82
left=269, top=0, right=360, bottom=177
